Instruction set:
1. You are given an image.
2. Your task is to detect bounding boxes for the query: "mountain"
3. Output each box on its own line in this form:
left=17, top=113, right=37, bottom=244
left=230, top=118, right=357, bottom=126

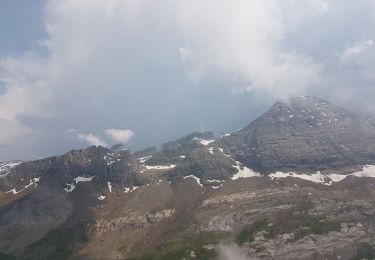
left=0, top=96, right=375, bottom=260
left=218, top=96, right=375, bottom=173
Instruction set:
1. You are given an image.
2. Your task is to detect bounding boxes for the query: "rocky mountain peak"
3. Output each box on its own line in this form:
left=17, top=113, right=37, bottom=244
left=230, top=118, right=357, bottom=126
left=219, top=96, right=375, bottom=173
left=251, top=96, right=357, bottom=130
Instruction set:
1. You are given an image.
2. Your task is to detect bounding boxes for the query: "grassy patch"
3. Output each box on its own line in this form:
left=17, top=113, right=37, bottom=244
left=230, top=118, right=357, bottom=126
left=138, top=232, right=230, bottom=260
left=21, top=222, right=92, bottom=260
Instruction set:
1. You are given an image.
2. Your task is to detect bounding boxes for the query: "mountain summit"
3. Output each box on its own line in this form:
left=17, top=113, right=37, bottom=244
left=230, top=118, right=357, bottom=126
left=219, top=96, right=375, bottom=173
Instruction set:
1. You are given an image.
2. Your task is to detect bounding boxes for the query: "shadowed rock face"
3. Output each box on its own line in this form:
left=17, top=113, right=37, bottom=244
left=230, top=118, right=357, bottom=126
left=172, top=147, right=237, bottom=181
left=218, top=96, right=375, bottom=173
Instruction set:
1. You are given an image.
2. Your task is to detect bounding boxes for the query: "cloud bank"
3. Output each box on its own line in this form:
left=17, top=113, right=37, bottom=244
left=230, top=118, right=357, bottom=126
left=1, top=0, right=375, bottom=160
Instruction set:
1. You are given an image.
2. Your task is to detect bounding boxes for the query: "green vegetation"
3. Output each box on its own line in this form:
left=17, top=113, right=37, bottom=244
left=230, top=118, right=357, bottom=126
left=138, top=232, right=230, bottom=260
left=21, top=222, right=92, bottom=260
left=235, top=197, right=341, bottom=245
left=118, top=243, right=129, bottom=254
left=350, top=243, right=375, bottom=260
left=235, top=219, right=270, bottom=245
left=293, top=214, right=341, bottom=240
left=275, top=196, right=340, bottom=240
left=295, top=196, right=314, bottom=213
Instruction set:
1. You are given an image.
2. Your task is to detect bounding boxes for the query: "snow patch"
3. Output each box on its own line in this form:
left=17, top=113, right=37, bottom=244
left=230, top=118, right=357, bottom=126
left=64, top=183, right=75, bottom=192
left=326, top=173, right=348, bottom=183
left=145, top=164, right=176, bottom=170
left=0, top=161, right=22, bottom=177
left=103, top=152, right=121, bottom=166
left=352, top=165, right=375, bottom=178
left=138, top=155, right=152, bottom=164
left=193, top=137, right=215, bottom=146
left=6, top=176, right=40, bottom=194
left=124, top=186, right=139, bottom=194
left=184, top=175, right=203, bottom=187
left=232, top=165, right=261, bottom=180
left=6, top=188, right=18, bottom=195
left=206, top=179, right=225, bottom=183
left=65, top=175, right=94, bottom=192
left=98, top=195, right=105, bottom=200
left=74, top=176, right=94, bottom=183
left=108, top=182, right=112, bottom=192
left=269, top=165, right=375, bottom=185
left=208, top=147, right=214, bottom=154
left=269, top=171, right=329, bottom=184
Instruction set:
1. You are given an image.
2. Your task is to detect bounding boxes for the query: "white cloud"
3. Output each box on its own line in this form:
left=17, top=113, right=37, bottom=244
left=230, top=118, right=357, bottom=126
left=174, top=0, right=324, bottom=98
left=77, top=133, right=107, bottom=147
left=340, top=40, right=374, bottom=65
left=105, top=128, right=134, bottom=144
left=0, top=52, right=58, bottom=157
left=1, top=0, right=375, bottom=159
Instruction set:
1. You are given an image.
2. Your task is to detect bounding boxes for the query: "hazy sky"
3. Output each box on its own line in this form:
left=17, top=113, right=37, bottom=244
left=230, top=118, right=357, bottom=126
left=1, top=0, right=375, bottom=160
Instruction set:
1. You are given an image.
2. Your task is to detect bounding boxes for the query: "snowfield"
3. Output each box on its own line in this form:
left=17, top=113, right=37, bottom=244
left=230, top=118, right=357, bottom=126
left=269, top=165, right=375, bottom=185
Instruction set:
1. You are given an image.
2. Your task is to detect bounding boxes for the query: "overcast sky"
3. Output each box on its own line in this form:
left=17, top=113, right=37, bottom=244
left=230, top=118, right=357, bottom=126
left=1, top=0, right=375, bottom=160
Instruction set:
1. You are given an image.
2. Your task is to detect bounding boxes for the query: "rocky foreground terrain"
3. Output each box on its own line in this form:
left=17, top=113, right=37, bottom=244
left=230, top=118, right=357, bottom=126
left=0, top=96, right=375, bottom=260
